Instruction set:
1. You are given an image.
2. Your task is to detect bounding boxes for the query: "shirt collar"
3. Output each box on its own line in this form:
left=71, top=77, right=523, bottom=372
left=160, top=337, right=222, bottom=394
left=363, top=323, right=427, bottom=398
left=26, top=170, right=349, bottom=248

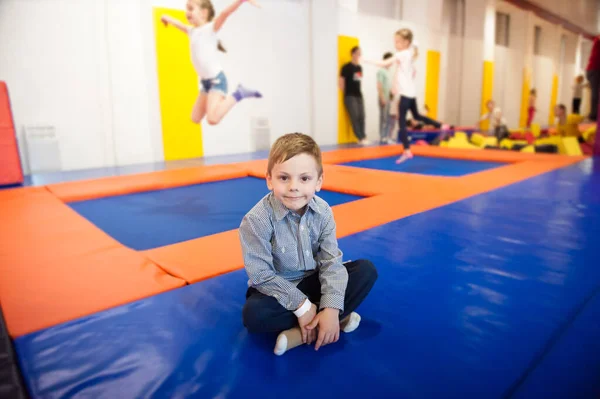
left=270, top=193, right=322, bottom=221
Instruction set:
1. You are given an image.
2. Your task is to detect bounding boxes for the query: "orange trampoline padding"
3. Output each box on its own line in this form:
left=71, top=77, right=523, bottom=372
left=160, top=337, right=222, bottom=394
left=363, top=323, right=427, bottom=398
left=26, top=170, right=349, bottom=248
left=454, top=158, right=585, bottom=197
left=0, top=188, right=185, bottom=337
left=47, top=163, right=248, bottom=202
left=143, top=230, right=243, bottom=284
left=321, top=145, right=584, bottom=165
left=139, top=154, right=585, bottom=285
left=0, top=82, right=23, bottom=186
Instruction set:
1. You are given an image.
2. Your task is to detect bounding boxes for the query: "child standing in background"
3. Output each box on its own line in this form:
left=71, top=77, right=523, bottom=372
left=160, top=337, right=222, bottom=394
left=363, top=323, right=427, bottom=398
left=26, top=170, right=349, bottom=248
left=527, top=88, right=537, bottom=127
left=161, top=0, right=262, bottom=126
left=479, top=100, right=506, bottom=136
left=572, top=75, right=587, bottom=114
left=377, top=52, right=396, bottom=144
left=366, top=29, right=449, bottom=163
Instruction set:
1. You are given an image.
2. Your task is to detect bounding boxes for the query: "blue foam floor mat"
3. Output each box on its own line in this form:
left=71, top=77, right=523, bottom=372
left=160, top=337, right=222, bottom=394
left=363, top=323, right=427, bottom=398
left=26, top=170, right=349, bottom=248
left=15, top=159, right=600, bottom=398
left=68, top=176, right=363, bottom=250
left=341, top=155, right=504, bottom=176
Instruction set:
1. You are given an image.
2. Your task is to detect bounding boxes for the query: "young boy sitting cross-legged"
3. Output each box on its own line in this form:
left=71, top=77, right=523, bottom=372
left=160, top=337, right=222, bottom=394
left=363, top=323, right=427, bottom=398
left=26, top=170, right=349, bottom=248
left=239, top=132, right=378, bottom=355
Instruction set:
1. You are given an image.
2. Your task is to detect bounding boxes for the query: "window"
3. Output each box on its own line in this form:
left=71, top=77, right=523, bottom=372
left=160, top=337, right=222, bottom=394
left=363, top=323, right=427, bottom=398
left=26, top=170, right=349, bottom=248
left=495, top=12, right=510, bottom=47
left=534, top=25, right=542, bottom=55
left=445, top=0, right=465, bottom=37
left=357, top=0, right=402, bottom=20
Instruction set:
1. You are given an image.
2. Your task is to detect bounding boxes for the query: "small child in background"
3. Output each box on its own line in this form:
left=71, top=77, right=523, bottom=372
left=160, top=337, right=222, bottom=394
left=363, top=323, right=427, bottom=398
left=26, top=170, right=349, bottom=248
left=527, top=88, right=537, bottom=127
left=387, top=93, right=399, bottom=143
left=377, top=52, right=396, bottom=144
left=479, top=100, right=506, bottom=136
left=240, top=133, right=378, bottom=356
left=572, top=75, right=587, bottom=114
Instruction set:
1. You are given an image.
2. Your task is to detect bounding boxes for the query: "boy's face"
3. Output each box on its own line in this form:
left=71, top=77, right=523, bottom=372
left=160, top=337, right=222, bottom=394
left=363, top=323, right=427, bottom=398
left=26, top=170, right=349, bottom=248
left=267, top=153, right=323, bottom=214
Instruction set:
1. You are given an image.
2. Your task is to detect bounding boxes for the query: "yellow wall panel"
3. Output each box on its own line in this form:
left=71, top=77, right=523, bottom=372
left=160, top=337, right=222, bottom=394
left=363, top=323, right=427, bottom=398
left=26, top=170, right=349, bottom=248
left=338, top=35, right=360, bottom=144
left=425, top=50, right=441, bottom=120
left=153, top=7, right=203, bottom=160
left=479, top=61, right=494, bottom=132
left=519, top=68, right=532, bottom=128
left=548, top=74, right=559, bottom=125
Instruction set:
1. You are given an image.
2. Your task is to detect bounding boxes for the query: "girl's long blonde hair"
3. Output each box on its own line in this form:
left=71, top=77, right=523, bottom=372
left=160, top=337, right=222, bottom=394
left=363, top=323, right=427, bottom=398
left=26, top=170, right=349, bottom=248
left=193, top=0, right=226, bottom=52
left=396, top=28, right=418, bottom=59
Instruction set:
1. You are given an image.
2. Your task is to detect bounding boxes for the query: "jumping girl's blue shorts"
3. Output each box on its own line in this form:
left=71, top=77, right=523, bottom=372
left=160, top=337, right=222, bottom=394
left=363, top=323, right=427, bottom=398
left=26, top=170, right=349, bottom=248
left=200, top=71, right=228, bottom=95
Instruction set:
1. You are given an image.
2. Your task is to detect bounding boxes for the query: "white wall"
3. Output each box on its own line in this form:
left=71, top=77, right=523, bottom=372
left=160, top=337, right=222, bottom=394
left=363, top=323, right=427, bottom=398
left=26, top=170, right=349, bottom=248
left=1, top=0, right=597, bottom=174
left=198, top=0, right=311, bottom=156
left=531, top=18, right=560, bottom=125
left=558, top=32, right=578, bottom=112
left=0, top=0, right=114, bottom=174
left=0, top=0, right=313, bottom=172
left=529, top=0, right=599, bottom=36
left=492, top=1, right=527, bottom=128
left=310, top=0, right=338, bottom=146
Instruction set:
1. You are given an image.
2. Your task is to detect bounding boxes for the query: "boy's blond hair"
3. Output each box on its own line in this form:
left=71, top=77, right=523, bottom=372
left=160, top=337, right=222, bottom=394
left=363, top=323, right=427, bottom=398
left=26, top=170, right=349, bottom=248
left=267, top=133, right=323, bottom=176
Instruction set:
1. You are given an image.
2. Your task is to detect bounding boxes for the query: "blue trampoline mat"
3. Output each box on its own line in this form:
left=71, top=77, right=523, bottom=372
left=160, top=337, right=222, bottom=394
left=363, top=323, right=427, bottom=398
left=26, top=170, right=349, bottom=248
left=341, top=155, right=505, bottom=176
left=68, top=177, right=363, bottom=250
left=15, top=159, right=600, bottom=398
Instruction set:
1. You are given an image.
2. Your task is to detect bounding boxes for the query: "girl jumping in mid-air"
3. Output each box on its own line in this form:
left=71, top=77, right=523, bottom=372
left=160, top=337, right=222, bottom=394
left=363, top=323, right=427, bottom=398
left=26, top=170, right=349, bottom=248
left=161, top=0, right=262, bottom=126
left=366, top=28, right=449, bottom=163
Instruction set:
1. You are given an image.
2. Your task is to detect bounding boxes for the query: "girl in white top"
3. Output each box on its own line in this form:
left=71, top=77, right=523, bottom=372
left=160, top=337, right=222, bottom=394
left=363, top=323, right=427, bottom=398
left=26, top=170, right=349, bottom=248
left=479, top=100, right=506, bottom=136
left=161, top=0, right=262, bottom=126
left=367, top=29, right=448, bottom=164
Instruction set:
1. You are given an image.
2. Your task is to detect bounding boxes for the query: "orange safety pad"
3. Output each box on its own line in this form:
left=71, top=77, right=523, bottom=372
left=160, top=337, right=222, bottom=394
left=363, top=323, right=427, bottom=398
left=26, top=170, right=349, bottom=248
left=321, top=144, right=585, bottom=165
left=0, top=144, right=589, bottom=335
left=322, top=145, right=405, bottom=164
left=454, top=158, right=585, bottom=197
left=139, top=153, right=585, bottom=285
left=0, top=189, right=185, bottom=337
left=0, top=81, right=23, bottom=186
left=47, top=164, right=248, bottom=202
left=242, top=159, right=268, bottom=178
left=143, top=230, right=242, bottom=284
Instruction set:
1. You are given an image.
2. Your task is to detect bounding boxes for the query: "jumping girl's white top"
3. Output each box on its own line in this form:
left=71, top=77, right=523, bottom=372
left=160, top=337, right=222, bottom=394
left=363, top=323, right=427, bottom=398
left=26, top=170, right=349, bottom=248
left=394, top=46, right=417, bottom=99
left=189, top=22, right=222, bottom=79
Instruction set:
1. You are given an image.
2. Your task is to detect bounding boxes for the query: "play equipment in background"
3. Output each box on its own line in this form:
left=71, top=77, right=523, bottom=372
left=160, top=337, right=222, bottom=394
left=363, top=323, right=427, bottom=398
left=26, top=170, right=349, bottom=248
left=0, top=82, right=23, bottom=187
left=438, top=122, right=596, bottom=156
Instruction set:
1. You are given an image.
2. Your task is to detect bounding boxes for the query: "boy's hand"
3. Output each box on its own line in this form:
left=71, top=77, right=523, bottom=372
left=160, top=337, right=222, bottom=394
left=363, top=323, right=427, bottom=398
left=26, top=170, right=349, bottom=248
left=297, top=303, right=317, bottom=344
left=161, top=15, right=169, bottom=26
left=306, top=308, right=340, bottom=351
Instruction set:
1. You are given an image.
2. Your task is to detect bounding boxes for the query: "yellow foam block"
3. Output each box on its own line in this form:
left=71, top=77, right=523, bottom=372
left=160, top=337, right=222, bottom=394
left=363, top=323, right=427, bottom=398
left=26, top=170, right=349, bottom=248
left=562, top=137, right=583, bottom=156
left=447, top=138, right=481, bottom=150
left=520, top=145, right=535, bottom=153
left=470, top=133, right=485, bottom=147
left=484, top=137, right=498, bottom=147
left=500, top=139, right=514, bottom=149
left=453, top=132, right=469, bottom=141
left=531, top=123, right=541, bottom=138
left=582, top=126, right=596, bottom=143
left=535, top=136, right=565, bottom=154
